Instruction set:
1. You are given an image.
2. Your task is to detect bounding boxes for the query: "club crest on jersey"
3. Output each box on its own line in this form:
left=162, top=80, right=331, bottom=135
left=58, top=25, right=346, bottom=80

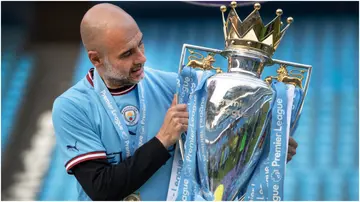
left=121, top=105, right=139, bottom=126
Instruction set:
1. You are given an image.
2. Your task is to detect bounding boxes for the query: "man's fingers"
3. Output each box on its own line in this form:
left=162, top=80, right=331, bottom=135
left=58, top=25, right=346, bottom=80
left=181, top=124, right=188, bottom=132
left=173, top=117, right=188, bottom=125
left=287, top=146, right=296, bottom=163
left=173, top=111, right=189, bottom=118
left=174, top=104, right=187, bottom=111
left=289, top=137, right=298, bottom=148
left=287, top=155, right=292, bottom=162
left=175, top=123, right=188, bottom=133
left=171, top=95, right=177, bottom=106
left=288, top=147, right=297, bottom=156
left=178, top=118, right=189, bottom=125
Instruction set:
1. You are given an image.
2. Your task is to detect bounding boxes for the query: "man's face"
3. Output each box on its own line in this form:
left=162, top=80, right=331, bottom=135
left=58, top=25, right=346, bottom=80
left=101, top=28, right=146, bottom=87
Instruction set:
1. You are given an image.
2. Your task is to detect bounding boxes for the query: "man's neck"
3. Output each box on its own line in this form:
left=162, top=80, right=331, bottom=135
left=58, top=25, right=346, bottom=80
left=104, top=77, right=134, bottom=91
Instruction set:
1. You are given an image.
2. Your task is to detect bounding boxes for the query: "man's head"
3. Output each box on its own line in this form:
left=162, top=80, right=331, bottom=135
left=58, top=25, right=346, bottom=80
left=80, top=3, right=146, bottom=88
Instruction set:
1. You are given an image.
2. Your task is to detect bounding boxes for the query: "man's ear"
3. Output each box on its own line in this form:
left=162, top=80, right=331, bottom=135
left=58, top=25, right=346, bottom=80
left=88, top=51, right=102, bottom=68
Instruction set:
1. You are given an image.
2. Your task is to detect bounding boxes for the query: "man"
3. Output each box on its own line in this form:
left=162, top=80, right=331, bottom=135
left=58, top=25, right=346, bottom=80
left=52, top=3, right=298, bottom=201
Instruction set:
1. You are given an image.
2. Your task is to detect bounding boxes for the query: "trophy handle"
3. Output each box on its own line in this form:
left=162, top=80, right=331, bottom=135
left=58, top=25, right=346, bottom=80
left=177, top=44, right=223, bottom=160
left=269, top=59, right=312, bottom=132
left=178, top=44, right=224, bottom=75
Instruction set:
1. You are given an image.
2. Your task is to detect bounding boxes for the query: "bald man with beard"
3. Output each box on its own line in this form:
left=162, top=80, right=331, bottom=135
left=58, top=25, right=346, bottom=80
left=53, top=3, right=189, bottom=201
left=52, top=3, right=298, bottom=201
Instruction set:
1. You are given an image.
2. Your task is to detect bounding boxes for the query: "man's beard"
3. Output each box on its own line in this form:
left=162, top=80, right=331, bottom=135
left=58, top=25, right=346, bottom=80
left=103, top=57, right=143, bottom=88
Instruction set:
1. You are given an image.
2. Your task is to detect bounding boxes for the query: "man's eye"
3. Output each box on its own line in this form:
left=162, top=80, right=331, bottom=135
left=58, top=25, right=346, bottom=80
left=138, top=41, right=144, bottom=47
left=122, top=51, right=132, bottom=58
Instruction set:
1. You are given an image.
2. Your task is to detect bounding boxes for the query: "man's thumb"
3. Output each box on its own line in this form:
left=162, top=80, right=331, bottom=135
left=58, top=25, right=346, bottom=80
left=172, top=94, right=178, bottom=106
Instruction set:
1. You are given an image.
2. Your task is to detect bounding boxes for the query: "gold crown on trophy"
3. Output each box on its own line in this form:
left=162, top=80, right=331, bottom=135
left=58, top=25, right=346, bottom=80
left=220, top=1, right=293, bottom=58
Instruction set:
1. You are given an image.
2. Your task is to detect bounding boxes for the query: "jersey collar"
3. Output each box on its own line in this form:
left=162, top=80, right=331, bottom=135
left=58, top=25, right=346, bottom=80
left=86, top=68, right=136, bottom=96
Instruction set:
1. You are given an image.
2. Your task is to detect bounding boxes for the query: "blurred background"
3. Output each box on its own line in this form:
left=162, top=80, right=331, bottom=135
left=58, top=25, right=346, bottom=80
left=1, top=1, right=359, bottom=201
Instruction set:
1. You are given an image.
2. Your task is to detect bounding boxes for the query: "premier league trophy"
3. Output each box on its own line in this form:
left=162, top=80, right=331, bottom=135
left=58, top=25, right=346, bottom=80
left=166, top=1, right=312, bottom=201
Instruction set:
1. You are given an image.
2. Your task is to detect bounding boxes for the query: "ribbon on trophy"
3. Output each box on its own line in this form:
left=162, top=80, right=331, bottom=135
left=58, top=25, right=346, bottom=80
left=167, top=66, right=215, bottom=201
left=243, top=82, right=296, bottom=201
left=289, top=87, right=304, bottom=136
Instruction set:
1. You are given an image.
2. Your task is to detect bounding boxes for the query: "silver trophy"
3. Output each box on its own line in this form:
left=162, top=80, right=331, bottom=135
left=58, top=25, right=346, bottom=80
left=176, top=1, right=312, bottom=201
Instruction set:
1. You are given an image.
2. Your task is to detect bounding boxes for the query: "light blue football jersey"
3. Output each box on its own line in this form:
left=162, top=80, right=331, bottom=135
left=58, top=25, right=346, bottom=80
left=114, top=85, right=139, bottom=136
left=52, top=67, right=177, bottom=200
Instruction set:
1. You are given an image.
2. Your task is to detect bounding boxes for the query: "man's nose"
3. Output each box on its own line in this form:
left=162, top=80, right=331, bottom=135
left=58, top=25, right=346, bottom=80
left=135, top=49, right=146, bottom=64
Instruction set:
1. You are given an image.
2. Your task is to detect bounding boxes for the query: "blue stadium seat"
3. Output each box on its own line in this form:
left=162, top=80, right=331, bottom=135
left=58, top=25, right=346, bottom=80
left=298, top=169, right=321, bottom=201
left=348, top=169, right=359, bottom=201
left=1, top=27, right=27, bottom=95
left=283, top=167, right=297, bottom=200
left=322, top=169, right=345, bottom=201
left=1, top=55, right=34, bottom=151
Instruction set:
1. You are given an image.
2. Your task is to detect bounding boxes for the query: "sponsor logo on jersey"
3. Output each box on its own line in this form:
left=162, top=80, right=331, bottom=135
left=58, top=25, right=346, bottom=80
left=66, top=141, right=79, bottom=152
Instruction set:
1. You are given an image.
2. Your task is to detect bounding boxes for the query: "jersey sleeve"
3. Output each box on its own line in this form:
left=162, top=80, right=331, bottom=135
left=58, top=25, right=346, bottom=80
left=52, top=97, right=107, bottom=174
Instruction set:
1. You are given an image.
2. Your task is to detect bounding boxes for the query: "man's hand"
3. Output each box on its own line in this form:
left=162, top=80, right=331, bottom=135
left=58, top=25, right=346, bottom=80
left=287, top=136, right=298, bottom=163
left=156, top=95, right=189, bottom=149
